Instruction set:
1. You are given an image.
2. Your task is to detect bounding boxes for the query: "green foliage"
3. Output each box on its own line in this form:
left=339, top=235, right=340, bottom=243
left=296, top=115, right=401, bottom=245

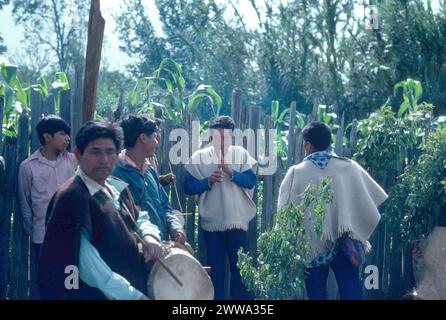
left=1, top=60, right=68, bottom=137
left=238, top=177, right=332, bottom=300
left=394, top=78, right=423, bottom=118
left=131, top=58, right=222, bottom=123
left=354, top=80, right=434, bottom=186
left=387, top=127, right=446, bottom=242
left=116, top=0, right=446, bottom=121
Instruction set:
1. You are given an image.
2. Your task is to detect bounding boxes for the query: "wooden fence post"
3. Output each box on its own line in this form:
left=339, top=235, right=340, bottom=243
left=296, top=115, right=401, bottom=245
left=231, top=89, right=242, bottom=129
left=294, top=128, right=304, bottom=164
left=71, top=64, right=84, bottom=147
left=30, top=90, right=43, bottom=153
left=0, top=137, right=17, bottom=300
left=287, top=101, right=297, bottom=168
left=184, top=114, right=197, bottom=249
left=248, top=106, right=260, bottom=261
left=0, top=148, right=11, bottom=299
left=9, top=111, right=30, bottom=300
left=334, top=112, right=345, bottom=156
left=262, top=116, right=274, bottom=232
left=60, top=89, right=71, bottom=124
left=0, top=96, right=4, bottom=150
left=41, top=95, right=55, bottom=116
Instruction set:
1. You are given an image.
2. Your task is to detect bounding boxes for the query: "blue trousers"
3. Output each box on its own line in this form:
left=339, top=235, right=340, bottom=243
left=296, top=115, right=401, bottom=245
left=30, top=243, right=42, bottom=300
left=305, top=249, right=362, bottom=300
left=203, top=229, right=250, bottom=300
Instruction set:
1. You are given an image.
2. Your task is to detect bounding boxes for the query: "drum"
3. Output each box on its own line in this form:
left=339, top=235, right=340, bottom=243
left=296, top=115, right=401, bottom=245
left=147, top=247, right=214, bottom=300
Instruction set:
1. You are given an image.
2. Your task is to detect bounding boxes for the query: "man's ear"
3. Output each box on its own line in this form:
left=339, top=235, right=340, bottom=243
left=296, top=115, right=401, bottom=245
left=138, top=133, right=146, bottom=143
left=42, top=133, right=52, bottom=144
left=74, top=147, right=82, bottom=161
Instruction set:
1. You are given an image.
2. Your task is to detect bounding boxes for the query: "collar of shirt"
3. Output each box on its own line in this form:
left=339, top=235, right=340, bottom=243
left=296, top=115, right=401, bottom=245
left=118, top=149, right=150, bottom=174
left=27, top=148, right=67, bottom=168
left=76, top=167, right=128, bottom=199
left=304, top=150, right=334, bottom=170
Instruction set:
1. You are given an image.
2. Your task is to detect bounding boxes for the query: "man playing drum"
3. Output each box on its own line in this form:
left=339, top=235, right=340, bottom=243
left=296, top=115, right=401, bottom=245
left=38, top=121, right=163, bottom=300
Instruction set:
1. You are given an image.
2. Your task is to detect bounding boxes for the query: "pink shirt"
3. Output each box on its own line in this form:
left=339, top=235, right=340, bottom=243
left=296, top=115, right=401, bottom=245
left=18, top=149, right=78, bottom=243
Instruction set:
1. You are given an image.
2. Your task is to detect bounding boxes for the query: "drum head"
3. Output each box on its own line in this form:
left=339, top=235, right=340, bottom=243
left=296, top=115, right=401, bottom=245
left=148, top=248, right=214, bottom=300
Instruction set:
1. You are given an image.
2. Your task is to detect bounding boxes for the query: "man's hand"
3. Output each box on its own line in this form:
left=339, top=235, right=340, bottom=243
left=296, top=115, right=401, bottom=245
left=220, top=160, right=233, bottom=179
left=172, top=229, right=187, bottom=244
left=208, top=170, right=223, bottom=187
left=141, top=235, right=162, bottom=262
left=159, top=173, right=176, bottom=186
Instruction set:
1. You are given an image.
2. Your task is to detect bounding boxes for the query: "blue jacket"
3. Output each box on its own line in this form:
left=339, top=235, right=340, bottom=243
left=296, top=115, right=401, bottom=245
left=113, top=160, right=183, bottom=242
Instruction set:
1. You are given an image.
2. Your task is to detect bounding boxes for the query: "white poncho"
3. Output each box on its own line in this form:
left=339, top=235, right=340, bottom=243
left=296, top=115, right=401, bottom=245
left=185, top=145, right=257, bottom=232
left=278, top=156, right=388, bottom=258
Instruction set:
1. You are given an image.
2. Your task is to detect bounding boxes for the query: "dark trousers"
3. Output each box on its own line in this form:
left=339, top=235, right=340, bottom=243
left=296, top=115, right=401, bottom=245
left=203, top=229, right=250, bottom=300
left=30, top=242, right=42, bottom=300
left=305, top=248, right=362, bottom=300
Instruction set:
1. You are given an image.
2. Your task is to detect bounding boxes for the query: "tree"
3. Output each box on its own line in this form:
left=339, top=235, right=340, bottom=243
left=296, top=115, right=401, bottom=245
left=0, top=0, right=10, bottom=54
left=115, top=0, right=446, bottom=122
left=115, top=0, right=168, bottom=76
left=11, top=0, right=89, bottom=75
left=116, top=0, right=254, bottom=117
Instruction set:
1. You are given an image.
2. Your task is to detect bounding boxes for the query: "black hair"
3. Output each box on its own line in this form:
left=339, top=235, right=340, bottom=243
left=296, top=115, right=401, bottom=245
left=154, top=117, right=163, bottom=127
left=302, top=121, right=332, bottom=151
left=209, top=116, right=235, bottom=130
left=75, top=121, right=123, bottom=154
left=120, top=114, right=158, bottom=149
left=36, top=115, right=71, bottom=145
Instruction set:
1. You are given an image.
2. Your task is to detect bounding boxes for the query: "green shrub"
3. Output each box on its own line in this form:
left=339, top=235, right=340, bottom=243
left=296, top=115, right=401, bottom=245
left=238, top=177, right=332, bottom=300
left=387, top=127, right=446, bottom=242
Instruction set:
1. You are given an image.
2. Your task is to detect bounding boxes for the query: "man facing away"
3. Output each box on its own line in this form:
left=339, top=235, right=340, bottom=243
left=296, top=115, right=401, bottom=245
left=37, top=121, right=162, bottom=300
left=113, top=114, right=186, bottom=244
left=18, top=115, right=77, bottom=299
left=278, top=121, right=388, bottom=300
left=183, top=115, right=257, bottom=300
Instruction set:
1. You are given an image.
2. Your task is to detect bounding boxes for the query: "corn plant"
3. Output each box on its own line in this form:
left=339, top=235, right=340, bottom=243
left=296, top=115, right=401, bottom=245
left=1, top=60, right=69, bottom=137
left=131, top=58, right=221, bottom=123
left=394, top=78, right=423, bottom=118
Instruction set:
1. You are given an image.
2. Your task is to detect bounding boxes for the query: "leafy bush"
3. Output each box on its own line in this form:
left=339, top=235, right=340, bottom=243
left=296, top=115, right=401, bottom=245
left=238, top=177, right=332, bottom=300
left=354, top=87, right=433, bottom=185
left=387, top=127, right=446, bottom=242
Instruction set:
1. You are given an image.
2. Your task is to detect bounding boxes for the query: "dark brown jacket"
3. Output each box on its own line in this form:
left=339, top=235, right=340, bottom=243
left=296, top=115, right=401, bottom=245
left=38, top=175, right=149, bottom=300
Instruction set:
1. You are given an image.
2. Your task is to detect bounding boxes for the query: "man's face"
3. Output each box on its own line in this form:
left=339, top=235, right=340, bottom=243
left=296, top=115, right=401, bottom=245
left=75, top=138, right=118, bottom=185
left=212, top=128, right=232, bottom=153
left=143, top=131, right=159, bottom=158
left=46, top=131, right=70, bottom=152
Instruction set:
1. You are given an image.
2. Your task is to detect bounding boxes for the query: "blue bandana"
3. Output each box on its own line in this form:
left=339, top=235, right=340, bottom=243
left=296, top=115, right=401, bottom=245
left=304, top=151, right=333, bottom=170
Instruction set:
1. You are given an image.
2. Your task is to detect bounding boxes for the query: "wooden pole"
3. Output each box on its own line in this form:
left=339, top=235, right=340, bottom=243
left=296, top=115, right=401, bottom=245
left=0, top=96, right=4, bottom=150
left=0, top=138, right=17, bottom=299
left=231, top=89, right=242, bottom=129
left=71, top=64, right=84, bottom=148
left=248, top=106, right=260, bottom=261
left=30, top=91, right=43, bottom=153
left=82, top=0, right=105, bottom=123
left=287, top=101, right=297, bottom=168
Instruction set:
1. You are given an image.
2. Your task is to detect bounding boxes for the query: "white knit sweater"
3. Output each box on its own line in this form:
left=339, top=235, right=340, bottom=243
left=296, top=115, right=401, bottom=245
left=278, top=156, right=388, bottom=258
left=185, top=145, right=257, bottom=232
